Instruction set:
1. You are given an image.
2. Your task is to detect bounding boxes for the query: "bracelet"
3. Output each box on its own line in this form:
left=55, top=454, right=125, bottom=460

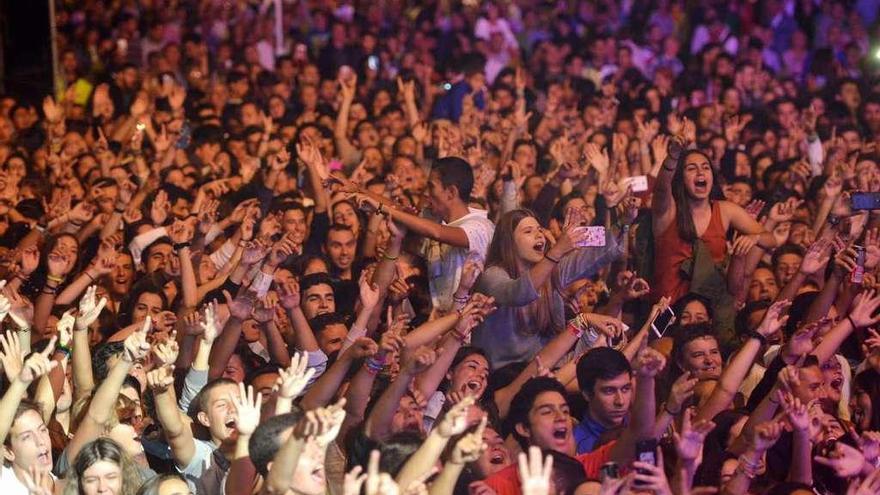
left=13, top=272, right=29, bottom=282
left=42, top=288, right=57, bottom=295
left=114, top=206, right=125, bottom=213
left=46, top=274, right=64, bottom=284
left=238, top=240, right=249, bottom=248
left=382, top=252, right=399, bottom=261
left=544, top=253, right=560, bottom=264
left=69, top=220, right=83, bottom=227
left=664, top=402, right=680, bottom=415
left=746, top=331, right=767, bottom=346
left=84, top=271, right=96, bottom=282
left=451, top=328, right=469, bottom=343
left=55, top=345, right=71, bottom=357
left=847, top=315, right=858, bottom=330
left=453, top=294, right=469, bottom=303
left=567, top=322, right=584, bottom=338
left=173, top=242, right=191, bottom=251
left=365, top=355, right=386, bottom=374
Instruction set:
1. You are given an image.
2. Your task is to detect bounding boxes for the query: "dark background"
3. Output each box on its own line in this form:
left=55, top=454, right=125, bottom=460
left=0, top=0, right=53, bottom=103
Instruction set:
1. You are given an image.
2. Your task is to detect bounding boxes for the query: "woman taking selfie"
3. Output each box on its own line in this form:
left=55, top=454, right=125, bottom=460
left=470, top=207, right=626, bottom=367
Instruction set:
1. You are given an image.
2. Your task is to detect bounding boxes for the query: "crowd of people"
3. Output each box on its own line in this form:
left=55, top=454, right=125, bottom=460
left=3, top=0, right=880, bottom=494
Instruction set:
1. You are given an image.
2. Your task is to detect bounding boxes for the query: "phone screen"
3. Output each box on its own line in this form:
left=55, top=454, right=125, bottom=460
left=651, top=308, right=675, bottom=338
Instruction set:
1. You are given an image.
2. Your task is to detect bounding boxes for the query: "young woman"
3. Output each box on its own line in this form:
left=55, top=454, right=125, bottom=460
left=63, top=438, right=144, bottom=495
left=471, top=208, right=624, bottom=367
left=652, top=136, right=776, bottom=304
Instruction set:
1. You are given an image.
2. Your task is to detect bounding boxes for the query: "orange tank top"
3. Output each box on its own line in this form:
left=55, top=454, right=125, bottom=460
left=653, top=201, right=727, bottom=302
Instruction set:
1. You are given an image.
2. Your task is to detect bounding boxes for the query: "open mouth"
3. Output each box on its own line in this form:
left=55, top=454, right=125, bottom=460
left=311, top=465, right=324, bottom=483
left=831, top=378, right=843, bottom=391
left=533, top=241, right=545, bottom=253
left=490, top=448, right=507, bottom=465
left=465, top=380, right=483, bottom=392
left=37, top=451, right=51, bottom=465
left=552, top=425, right=568, bottom=440
left=694, top=178, right=708, bottom=190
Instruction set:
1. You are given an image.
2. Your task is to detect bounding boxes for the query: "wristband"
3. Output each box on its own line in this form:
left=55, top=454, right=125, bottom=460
left=664, top=402, right=680, bottom=415
left=55, top=345, right=71, bottom=357
left=847, top=315, right=858, bottom=330
left=365, top=355, right=386, bottom=374
left=746, top=331, right=767, bottom=346
left=451, top=329, right=469, bottom=343
left=114, top=206, right=126, bottom=213
left=173, top=242, right=191, bottom=251
left=46, top=274, right=64, bottom=284
left=84, top=271, right=96, bottom=282
left=544, top=253, right=560, bottom=264
left=382, top=252, right=399, bottom=261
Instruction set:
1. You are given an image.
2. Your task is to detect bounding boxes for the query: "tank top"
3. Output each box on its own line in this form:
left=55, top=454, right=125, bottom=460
left=653, top=201, right=727, bottom=302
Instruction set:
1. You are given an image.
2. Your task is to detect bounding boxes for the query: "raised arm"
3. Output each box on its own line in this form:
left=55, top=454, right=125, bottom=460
left=72, top=286, right=107, bottom=401
left=300, top=338, right=377, bottom=410
left=146, top=362, right=197, bottom=468
left=67, top=319, right=151, bottom=462
left=0, top=337, right=57, bottom=445
left=696, top=300, right=790, bottom=422
left=365, top=345, right=437, bottom=442
left=608, top=347, right=663, bottom=466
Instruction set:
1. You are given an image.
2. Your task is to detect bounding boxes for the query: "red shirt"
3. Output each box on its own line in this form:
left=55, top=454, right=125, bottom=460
left=483, top=441, right=616, bottom=495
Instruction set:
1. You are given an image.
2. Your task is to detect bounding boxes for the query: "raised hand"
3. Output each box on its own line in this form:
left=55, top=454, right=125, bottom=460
left=666, top=372, right=698, bottom=415
left=437, top=395, right=475, bottom=438
left=752, top=421, right=784, bottom=452
left=146, top=363, right=175, bottom=392
left=56, top=309, right=75, bottom=348
left=755, top=299, right=791, bottom=338
left=278, top=280, right=301, bottom=310
left=0, top=331, right=24, bottom=382
left=224, top=290, right=256, bottom=321
left=800, top=238, right=832, bottom=275
left=631, top=448, right=672, bottom=495
left=850, top=289, right=880, bottom=328
left=815, top=441, right=868, bottom=478
left=402, top=345, right=439, bottom=376
left=344, top=337, right=378, bottom=360
left=7, top=290, right=34, bottom=331
left=123, top=318, right=151, bottom=363
left=18, top=337, right=59, bottom=385
left=252, top=294, right=278, bottom=324
left=199, top=302, right=220, bottom=343
left=152, top=332, right=180, bottom=367
left=0, top=288, right=10, bottom=324
left=274, top=351, right=316, bottom=400
left=451, top=415, right=488, bottom=464
left=231, top=383, right=262, bottom=436
left=21, top=465, right=54, bottom=495
left=517, top=446, right=553, bottom=495
left=635, top=347, right=667, bottom=378
left=779, top=391, right=810, bottom=432
left=358, top=272, right=381, bottom=311
left=455, top=253, right=484, bottom=297
left=673, top=407, right=715, bottom=464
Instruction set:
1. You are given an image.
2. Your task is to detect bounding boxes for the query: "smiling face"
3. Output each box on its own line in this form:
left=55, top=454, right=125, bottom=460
left=447, top=353, right=490, bottom=398
left=513, top=216, right=546, bottom=265
left=111, top=252, right=135, bottom=295
left=748, top=267, right=779, bottom=303
left=302, top=283, right=335, bottom=319
left=3, top=409, right=52, bottom=472
left=682, top=151, right=713, bottom=200
left=821, top=358, right=844, bottom=403
left=680, top=336, right=722, bottom=380
left=516, top=391, right=574, bottom=455
left=390, top=395, right=424, bottom=435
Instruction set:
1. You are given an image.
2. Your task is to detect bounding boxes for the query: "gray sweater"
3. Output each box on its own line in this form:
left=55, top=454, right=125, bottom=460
left=471, top=232, right=623, bottom=368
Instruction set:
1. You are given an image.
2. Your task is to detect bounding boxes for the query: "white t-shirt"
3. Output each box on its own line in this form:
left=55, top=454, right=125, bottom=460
left=423, top=208, right=495, bottom=312
left=0, top=464, right=39, bottom=495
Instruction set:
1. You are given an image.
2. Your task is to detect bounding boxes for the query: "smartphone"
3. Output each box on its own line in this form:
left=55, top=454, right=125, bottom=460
left=852, top=192, right=880, bottom=210
left=651, top=307, right=675, bottom=339
left=367, top=55, right=379, bottom=71
left=572, top=226, right=606, bottom=248
left=622, top=175, right=649, bottom=193
left=634, top=439, right=658, bottom=486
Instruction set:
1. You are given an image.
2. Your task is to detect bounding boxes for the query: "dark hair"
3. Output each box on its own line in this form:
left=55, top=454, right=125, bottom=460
left=505, top=377, right=568, bottom=449
left=248, top=411, right=302, bottom=476
left=307, top=312, right=350, bottom=336
left=771, top=243, right=805, bottom=269
left=92, top=342, right=126, bottom=382
left=854, top=368, right=880, bottom=431
left=299, top=272, right=335, bottom=294
left=735, top=300, right=771, bottom=337
left=547, top=450, right=588, bottom=494
left=432, top=157, right=474, bottom=201
left=670, top=150, right=718, bottom=242
left=672, top=293, right=715, bottom=323
left=378, top=430, right=424, bottom=477
left=671, top=323, right=718, bottom=371
left=576, top=348, right=632, bottom=397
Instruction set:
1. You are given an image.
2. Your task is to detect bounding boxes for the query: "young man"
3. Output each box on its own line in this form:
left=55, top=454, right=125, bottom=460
left=486, top=348, right=665, bottom=495
left=573, top=348, right=633, bottom=454
left=0, top=346, right=57, bottom=493
left=359, top=157, right=495, bottom=312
